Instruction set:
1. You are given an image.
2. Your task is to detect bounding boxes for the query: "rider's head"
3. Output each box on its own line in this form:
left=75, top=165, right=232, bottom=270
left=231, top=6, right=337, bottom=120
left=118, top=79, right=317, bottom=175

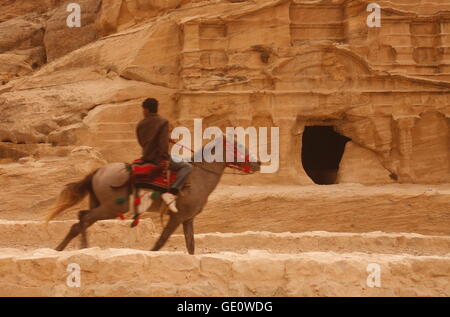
left=142, top=98, right=158, bottom=117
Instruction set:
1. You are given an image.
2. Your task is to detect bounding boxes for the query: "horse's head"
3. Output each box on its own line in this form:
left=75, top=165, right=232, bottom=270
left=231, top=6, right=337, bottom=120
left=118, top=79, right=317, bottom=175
left=222, top=135, right=261, bottom=174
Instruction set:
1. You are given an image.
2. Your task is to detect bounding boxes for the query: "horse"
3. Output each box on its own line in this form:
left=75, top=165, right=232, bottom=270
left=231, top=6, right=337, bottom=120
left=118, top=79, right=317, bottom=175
left=46, top=135, right=261, bottom=254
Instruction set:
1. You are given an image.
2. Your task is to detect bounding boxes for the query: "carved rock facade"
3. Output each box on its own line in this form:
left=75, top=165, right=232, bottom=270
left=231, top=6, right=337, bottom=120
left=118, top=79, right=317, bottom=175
left=1, top=0, right=449, bottom=185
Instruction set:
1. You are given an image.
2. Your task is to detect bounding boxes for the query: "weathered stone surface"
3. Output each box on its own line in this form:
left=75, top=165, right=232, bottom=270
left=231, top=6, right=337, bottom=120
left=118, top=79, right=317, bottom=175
left=337, top=141, right=395, bottom=184
left=0, top=247, right=448, bottom=297
left=44, top=0, right=102, bottom=62
left=2, top=0, right=450, bottom=184
left=0, top=146, right=106, bottom=220
left=0, top=16, right=45, bottom=53
left=0, top=0, right=61, bottom=23
left=2, top=181, right=450, bottom=236
left=0, top=47, right=46, bottom=83
left=96, top=0, right=185, bottom=36
left=190, top=184, right=450, bottom=236
left=0, top=14, right=46, bottom=83
left=0, top=76, right=175, bottom=155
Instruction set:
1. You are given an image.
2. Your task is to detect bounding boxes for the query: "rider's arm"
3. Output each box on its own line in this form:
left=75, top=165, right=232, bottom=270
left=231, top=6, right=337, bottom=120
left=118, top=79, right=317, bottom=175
left=158, top=120, right=170, bottom=162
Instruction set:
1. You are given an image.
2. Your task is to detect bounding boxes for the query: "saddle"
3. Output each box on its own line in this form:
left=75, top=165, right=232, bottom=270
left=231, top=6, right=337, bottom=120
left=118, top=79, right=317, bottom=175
left=129, top=159, right=177, bottom=193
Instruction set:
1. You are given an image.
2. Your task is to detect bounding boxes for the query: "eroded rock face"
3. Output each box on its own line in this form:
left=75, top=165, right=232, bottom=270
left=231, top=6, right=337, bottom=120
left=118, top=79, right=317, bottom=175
left=96, top=0, right=185, bottom=36
left=0, top=14, right=46, bottom=83
left=44, top=0, right=102, bottom=62
left=0, top=1, right=59, bottom=23
left=0, top=146, right=106, bottom=220
left=337, top=142, right=395, bottom=184
left=0, top=0, right=450, bottom=186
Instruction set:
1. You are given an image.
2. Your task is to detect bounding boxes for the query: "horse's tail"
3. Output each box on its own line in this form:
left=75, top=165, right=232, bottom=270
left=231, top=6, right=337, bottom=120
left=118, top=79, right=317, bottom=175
left=46, top=169, right=98, bottom=222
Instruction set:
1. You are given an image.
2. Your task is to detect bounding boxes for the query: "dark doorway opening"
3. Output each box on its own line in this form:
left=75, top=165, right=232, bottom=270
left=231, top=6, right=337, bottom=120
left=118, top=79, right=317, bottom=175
left=301, top=126, right=351, bottom=185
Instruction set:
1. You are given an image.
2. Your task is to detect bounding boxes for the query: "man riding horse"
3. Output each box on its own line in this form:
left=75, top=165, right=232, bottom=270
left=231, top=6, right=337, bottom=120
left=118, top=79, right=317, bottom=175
left=137, top=98, right=193, bottom=213
left=47, top=99, right=260, bottom=253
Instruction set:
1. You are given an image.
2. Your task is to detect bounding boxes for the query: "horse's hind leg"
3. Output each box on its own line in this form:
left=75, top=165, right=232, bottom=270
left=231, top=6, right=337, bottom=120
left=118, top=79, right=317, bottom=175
left=55, top=212, right=89, bottom=252
left=151, top=215, right=180, bottom=252
left=183, top=219, right=195, bottom=255
left=80, top=192, right=100, bottom=248
left=79, top=210, right=90, bottom=249
left=89, top=191, right=100, bottom=209
left=55, top=206, right=114, bottom=251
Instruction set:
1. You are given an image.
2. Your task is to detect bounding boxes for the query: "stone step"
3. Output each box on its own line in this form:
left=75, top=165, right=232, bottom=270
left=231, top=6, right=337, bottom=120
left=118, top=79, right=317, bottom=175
left=3, top=185, right=450, bottom=237
left=1, top=220, right=449, bottom=256
left=0, top=247, right=448, bottom=296
left=191, top=185, right=450, bottom=236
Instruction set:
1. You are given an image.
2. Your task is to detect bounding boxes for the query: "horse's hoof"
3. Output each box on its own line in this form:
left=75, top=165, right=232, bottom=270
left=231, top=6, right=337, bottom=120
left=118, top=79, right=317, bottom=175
left=131, top=215, right=140, bottom=227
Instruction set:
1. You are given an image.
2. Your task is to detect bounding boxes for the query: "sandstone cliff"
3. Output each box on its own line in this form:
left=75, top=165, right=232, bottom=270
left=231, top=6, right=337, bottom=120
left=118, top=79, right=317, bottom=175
left=1, top=0, right=450, bottom=187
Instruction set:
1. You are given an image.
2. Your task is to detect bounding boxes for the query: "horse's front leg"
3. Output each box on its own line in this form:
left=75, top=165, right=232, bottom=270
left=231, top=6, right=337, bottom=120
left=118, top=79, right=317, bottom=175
left=151, top=214, right=181, bottom=252
left=182, top=218, right=195, bottom=255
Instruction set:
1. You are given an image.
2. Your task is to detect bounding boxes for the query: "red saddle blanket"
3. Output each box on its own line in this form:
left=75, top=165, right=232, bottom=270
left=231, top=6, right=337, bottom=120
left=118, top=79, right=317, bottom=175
left=130, top=159, right=177, bottom=191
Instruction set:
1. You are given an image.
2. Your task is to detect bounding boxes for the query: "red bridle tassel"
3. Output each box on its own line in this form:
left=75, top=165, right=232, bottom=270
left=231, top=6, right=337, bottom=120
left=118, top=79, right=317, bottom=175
left=243, top=165, right=251, bottom=173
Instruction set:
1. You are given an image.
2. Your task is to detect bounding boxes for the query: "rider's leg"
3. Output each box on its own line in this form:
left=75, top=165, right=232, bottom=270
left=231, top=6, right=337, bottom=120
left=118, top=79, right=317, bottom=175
left=161, top=158, right=193, bottom=212
left=168, top=158, right=193, bottom=194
